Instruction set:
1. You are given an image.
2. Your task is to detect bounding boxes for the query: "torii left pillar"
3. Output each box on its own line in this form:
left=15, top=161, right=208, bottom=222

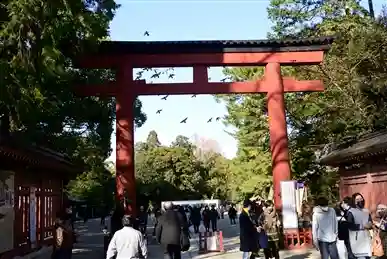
left=115, top=66, right=137, bottom=216
left=76, top=64, right=137, bottom=216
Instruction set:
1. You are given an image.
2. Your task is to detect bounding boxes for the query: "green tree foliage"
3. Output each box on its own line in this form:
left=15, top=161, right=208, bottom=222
left=219, top=0, right=387, bottom=202
left=0, top=0, right=146, bottom=206
left=135, top=131, right=232, bottom=204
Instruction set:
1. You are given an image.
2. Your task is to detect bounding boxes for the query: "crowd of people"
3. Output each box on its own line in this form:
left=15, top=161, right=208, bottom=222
left=239, top=199, right=281, bottom=259
left=51, top=192, right=387, bottom=259
left=312, top=192, right=387, bottom=259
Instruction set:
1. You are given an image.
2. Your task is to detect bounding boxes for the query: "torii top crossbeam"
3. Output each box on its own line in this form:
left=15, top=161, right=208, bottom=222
left=74, top=37, right=333, bottom=215
left=78, top=37, right=332, bottom=68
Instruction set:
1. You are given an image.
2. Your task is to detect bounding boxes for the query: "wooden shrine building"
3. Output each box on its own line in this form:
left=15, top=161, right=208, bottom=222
left=319, top=130, right=387, bottom=213
left=0, top=136, right=80, bottom=258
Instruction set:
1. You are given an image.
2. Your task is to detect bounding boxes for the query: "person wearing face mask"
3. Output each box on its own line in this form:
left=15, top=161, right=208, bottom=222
left=239, top=199, right=259, bottom=259
left=347, top=193, right=373, bottom=258
left=312, top=196, right=339, bottom=259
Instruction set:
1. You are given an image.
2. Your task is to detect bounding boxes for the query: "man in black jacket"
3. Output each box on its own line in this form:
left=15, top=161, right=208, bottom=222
left=156, top=202, right=188, bottom=259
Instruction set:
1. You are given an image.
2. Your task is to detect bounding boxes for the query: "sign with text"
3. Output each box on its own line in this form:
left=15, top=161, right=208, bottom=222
left=30, top=187, right=37, bottom=248
left=280, top=180, right=298, bottom=229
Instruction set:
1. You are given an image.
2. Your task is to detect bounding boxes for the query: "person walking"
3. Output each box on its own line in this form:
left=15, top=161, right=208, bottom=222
left=337, top=196, right=355, bottom=259
left=52, top=212, right=74, bottom=259
left=106, top=215, right=148, bottom=259
left=138, top=206, right=148, bottom=236
left=209, top=205, right=220, bottom=232
left=240, top=199, right=259, bottom=259
left=312, top=196, right=339, bottom=259
left=152, top=207, right=162, bottom=237
left=190, top=206, right=201, bottom=233
left=219, top=205, right=225, bottom=219
left=347, top=193, right=373, bottom=258
left=156, top=202, right=189, bottom=259
left=229, top=204, right=237, bottom=225
left=202, top=206, right=211, bottom=232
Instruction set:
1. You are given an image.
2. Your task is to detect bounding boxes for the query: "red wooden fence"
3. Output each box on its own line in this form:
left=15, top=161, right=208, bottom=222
left=13, top=174, right=62, bottom=255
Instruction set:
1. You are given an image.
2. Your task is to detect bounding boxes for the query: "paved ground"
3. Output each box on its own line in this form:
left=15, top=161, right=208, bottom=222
left=69, top=216, right=319, bottom=259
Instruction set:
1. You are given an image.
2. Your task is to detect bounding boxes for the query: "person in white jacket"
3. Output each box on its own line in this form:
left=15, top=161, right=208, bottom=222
left=312, top=197, right=339, bottom=259
left=106, top=215, right=148, bottom=259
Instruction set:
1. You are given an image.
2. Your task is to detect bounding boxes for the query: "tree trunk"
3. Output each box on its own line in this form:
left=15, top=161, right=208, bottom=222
left=368, top=0, right=375, bottom=18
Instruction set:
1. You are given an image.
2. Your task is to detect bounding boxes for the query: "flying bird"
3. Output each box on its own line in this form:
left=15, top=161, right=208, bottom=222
left=207, top=118, right=213, bottom=123
left=135, top=71, right=144, bottom=80
left=168, top=74, right=175, bottom=79
left=161, top=95, right=169, bottom=100
left=180, top=117, right=188, bottom=123
left=220, top=77, right=227, bottom=82
left=191, top=94, right=197, bottom=98
left=144, top=31, right=150, bottom=36
left=156, top=109, right=162, bottom=114
left=216, top=117, right=221, bottom=121
left=151, top=71, right=161, bottom=79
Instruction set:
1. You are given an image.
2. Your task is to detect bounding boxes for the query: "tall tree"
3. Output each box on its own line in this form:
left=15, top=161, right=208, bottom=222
left=0, top=0, right=147, bottom=204
left=219, top=0, right=387, bottom=201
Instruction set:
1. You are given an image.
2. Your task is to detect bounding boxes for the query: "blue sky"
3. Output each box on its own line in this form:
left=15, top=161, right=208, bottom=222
left=107, top=0, right=384, bottom=162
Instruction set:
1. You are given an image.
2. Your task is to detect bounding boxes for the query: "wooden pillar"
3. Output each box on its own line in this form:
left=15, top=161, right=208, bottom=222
left=116, top=65, right=136, bottom=216
left=265, top=63, right=291, bottom=210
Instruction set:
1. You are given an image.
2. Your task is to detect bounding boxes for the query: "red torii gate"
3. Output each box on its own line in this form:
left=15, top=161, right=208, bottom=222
left=76, top=38, right=332, bottom=215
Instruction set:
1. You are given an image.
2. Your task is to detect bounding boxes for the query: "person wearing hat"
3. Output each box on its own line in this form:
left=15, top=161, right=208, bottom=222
left=106, top=215, right=148, bottom=259
left=239, top=199, right=259, bottom=259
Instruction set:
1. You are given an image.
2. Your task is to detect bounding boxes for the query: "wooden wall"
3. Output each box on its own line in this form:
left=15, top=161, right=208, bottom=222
left=1, top=166, right=64, bottom=258
left=339, top=161, right=387, bottom=214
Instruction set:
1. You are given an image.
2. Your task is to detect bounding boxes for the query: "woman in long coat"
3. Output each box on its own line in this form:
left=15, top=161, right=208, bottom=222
left=240, top=200, right=259, bottom=259
left=259, top=200, right=280, bottom=259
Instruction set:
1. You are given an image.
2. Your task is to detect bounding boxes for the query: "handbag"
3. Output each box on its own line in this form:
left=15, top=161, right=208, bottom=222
left=180, top=228, right=190, bottom=251
left=257, top=231, right=269, bottom=249
left=372, top=228, right=384, bottom=257
left=336, top=239, right=348, bottom=259
left=349, top=229, right=372, bottom=257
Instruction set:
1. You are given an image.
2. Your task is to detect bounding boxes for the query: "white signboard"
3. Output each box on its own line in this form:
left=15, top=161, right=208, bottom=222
left=30, top=187, right=37, bottom=248
left=206, top=235, right=219, bottom=251
left=280, top=180, right=298, bottom=229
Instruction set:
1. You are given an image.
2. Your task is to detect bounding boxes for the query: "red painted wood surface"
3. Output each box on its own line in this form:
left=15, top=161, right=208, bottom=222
left=265, top=63, right=291, bottom=210
left=75, top=50, right=327, bottom=216
left=1, top=172, right=62, bottom=259
left=339, top=163, right=387, bottom=215
left=115, top=65, right=136, bottom=216
left=76, top=78, right=323, bottom=96
left=283, top=228, right=313, bottom=250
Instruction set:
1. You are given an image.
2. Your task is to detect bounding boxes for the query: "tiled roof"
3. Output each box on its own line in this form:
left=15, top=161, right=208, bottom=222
left=82, top=36, right=334, bottom=55
left=0, top=136, right=81, bottom=173
left=319, top=130, right=387, bottom=165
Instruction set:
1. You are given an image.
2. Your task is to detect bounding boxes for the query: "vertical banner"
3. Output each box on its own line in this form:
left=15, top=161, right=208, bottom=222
left=280, top=180, right=298, bottom=229
left=30, top=187, right=37, bottom=248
